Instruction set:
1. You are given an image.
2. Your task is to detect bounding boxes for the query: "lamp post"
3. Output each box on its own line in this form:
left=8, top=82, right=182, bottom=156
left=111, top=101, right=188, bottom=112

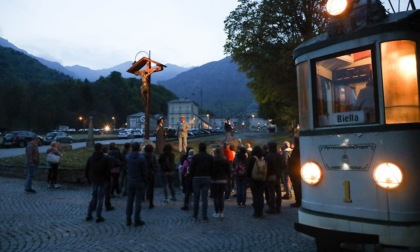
left=206, top=114, right=210, bottom=129
left=112, top=116, right=115, bottom=130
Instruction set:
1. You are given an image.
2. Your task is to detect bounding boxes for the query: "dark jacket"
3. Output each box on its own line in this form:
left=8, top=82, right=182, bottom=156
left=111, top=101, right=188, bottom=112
left=158, top=151, right=176, bottom=173
left=288, top=146, right=301, bottom=177
left=211, top=158, right=230, bottom=183
left=85, top=151, right=112, bottom=184
left=108, top=148, right=124, bottom=168
left=266, top=151, right=283, bottom=181
left=143, top=152, right=158, bottom=177
left=126, top=152, right=148, bottom=183
left=190, top=151, right=214, bottom=178
left=155, top=124, right=165, bottom=155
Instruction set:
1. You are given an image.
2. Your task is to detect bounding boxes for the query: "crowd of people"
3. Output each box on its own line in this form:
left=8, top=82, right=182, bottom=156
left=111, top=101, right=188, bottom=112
left=23, top=115, right=301, bottom=226
left=81, top=137, right=301, bottom=225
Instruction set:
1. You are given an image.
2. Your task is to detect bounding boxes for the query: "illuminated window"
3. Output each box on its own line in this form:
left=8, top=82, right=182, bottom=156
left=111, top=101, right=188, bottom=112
left=381, top=40, right=420, bottom=124
left=314, top=49, right=376, bottom=127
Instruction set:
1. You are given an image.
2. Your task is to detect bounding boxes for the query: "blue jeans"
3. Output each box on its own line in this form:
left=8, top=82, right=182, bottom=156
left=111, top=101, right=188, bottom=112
left=87, top=181, right=107, bottom=218
left=24, top=164, right=37, bottom=190
left=126, top=181, right=146, bottom=221
left=192, top=177, right=211, bottom=219
left=235, top=176, right=247, bottom=205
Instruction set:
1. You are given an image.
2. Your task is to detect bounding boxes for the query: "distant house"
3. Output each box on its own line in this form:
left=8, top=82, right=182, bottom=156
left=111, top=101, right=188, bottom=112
left=167, top=98, right=211, bottom=129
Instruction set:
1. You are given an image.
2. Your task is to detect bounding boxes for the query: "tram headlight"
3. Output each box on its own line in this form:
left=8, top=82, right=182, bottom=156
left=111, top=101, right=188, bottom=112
left=373, top=162, right=403, bottom=189
left=326, top=0, right=350, bottom=16
left=301, top=162, right=322, bottom=185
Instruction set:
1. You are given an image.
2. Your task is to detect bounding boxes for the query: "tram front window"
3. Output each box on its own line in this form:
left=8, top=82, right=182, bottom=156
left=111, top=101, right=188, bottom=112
left=381, top=40, right=420, bottom=124
left=314, top=49, right=376, bottom=127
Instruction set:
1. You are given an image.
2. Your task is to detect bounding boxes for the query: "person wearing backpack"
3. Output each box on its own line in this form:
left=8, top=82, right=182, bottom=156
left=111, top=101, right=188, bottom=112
left=246, top=145, right=267, bottom=218
left=180, top=149, right=194, bottom=211
left=233, top=147, right=248, bottom=207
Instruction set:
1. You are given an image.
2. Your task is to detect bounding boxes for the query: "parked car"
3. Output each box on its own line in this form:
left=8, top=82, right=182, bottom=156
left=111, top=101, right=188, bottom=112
left=132, top=129, right=144, bottom=138
left=44, top=131, right=73, bottom=145
left=118, top=130, right=133, bottom=139
left=2, top=130, right=44, bottom=148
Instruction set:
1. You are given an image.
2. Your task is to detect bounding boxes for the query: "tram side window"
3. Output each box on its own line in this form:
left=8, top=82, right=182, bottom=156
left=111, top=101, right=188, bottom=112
left=381, top=40, right=420, bottom=124
left=315, top=49, right=376, bottom=127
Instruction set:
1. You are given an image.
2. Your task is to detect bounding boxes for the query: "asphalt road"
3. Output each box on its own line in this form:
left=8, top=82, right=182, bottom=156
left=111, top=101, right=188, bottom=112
left=0, top=137, right=154, bottom=159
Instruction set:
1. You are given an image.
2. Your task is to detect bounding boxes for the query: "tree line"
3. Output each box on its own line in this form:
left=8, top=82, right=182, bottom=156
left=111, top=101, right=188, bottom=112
left=0, top=70, right=177, bottom=133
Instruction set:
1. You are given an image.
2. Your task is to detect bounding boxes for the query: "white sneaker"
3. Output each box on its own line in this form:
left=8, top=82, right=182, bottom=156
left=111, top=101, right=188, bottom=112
left=219, top=212, right=224, bottom=218
left=212, top=213, right=219, bottom=218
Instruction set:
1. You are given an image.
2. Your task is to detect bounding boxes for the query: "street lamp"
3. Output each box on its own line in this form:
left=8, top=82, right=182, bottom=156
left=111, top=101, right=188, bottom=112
left=79, top=116, right=84, bottom=130
left=112, top=116, right=115, bottom=130
left=206, top=114, right=210, bottom=129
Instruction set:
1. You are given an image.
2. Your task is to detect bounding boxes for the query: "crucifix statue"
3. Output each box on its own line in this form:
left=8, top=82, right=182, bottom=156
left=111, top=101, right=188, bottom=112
left=127, top=56, right=166, bottom=140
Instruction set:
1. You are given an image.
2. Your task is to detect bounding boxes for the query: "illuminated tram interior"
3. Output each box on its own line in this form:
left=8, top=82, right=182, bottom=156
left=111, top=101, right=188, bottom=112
left=314, top=41, right=419, bottom=128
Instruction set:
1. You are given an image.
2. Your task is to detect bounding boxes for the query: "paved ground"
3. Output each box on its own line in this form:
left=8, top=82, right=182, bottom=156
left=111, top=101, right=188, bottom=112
left=0, top=176, right=316, bottom=252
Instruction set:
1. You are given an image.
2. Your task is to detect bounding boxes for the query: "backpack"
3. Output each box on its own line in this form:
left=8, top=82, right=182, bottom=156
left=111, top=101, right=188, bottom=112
left=252, top=156, right=267, bottom=181
left=235, top=160, right=246, bottom=176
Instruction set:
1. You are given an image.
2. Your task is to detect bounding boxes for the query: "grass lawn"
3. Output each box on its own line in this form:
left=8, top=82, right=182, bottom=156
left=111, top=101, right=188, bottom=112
left=0, top=131, right=291, bottom=170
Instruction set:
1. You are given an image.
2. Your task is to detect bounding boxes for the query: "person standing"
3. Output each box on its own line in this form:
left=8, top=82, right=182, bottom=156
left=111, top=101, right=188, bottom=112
left=24, top=136, right=42, bottom=194
left=233, top=147, right=248, bottom=207
left=211, top=147, right=230, bottom=218
left=143, top=143, right=157, bottom=209
left=265, top=141, right=283, bottom=214
left=85, top=143, right=111, bottom=223
left=189, top=142, right=214, bottom=222
left=102, top=146, right=115, bottom=211
left=180, top=148, right=194, bottom=211
left=158, top=144, right=177, bottom=202
left=46, top=141, right=62, bottom=189
left=289, top=137, right=302, bottom=208
left=155, top=117, right=165, bottom=155
left=222, top=142, right=234, bottom=200
left=224, top=118, right=234, bottom=143
left=281, top=141, right=293, bottom=200
left=120, top=142, right=131, bottom=196
left=246, top=145, right=266, bottom=218
left=177, top=116, right=189, bottom=153
left=108, top=142, right=124, bottom=197
left=125, top=142, right=148, bottom=226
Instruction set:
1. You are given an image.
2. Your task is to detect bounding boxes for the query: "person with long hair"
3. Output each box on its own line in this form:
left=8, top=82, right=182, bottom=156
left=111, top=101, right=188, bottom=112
left=46, top=141, right=62, bottom=189
left=211, top=148, right=230, bottom=218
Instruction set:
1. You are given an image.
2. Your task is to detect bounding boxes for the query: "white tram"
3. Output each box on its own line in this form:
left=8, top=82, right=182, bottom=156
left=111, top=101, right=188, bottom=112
left=293, top=0, right=420, bottom=250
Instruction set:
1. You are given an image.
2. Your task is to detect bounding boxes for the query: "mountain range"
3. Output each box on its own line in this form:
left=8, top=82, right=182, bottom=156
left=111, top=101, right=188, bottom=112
left=0, top=37, right=255, bottom=117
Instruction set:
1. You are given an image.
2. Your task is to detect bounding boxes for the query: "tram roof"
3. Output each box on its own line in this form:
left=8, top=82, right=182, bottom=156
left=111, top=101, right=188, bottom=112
left=293, top=10, right=420, bottom=59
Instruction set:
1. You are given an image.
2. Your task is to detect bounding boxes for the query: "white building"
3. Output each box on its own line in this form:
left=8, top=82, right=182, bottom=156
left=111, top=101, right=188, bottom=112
left=167, top=98, right=211, bottom=129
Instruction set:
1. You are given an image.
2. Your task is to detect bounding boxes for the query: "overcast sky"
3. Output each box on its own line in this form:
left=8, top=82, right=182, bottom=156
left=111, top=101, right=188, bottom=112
left=0, top=0, right=239, bottom=69
left=1, top=0, right=418, bottom=70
